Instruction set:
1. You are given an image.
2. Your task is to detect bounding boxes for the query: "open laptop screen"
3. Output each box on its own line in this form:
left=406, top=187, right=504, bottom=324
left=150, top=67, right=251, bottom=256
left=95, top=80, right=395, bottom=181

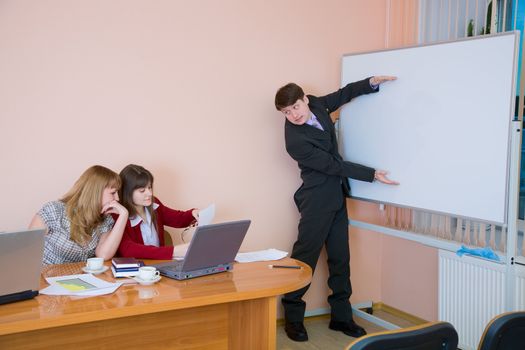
left=181, top=220, right=250, bottom=271
left=0, top=229, right=45, bottom=304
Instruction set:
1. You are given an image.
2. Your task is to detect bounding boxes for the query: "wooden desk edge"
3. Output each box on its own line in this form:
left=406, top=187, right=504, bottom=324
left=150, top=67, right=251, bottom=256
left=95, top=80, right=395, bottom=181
left=0, top=260, right=312, bottom=336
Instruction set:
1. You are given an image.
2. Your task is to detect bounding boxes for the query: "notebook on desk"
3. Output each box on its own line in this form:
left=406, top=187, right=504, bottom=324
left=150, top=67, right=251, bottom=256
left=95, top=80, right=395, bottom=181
left=153, top=220, right=250, bottom=280
left=0, top=228, right=45, bottom=305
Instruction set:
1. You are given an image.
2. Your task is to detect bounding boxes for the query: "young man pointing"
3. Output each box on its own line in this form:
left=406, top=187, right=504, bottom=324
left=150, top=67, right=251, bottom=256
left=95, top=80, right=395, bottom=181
left=275, top=76, right=398, bottom=342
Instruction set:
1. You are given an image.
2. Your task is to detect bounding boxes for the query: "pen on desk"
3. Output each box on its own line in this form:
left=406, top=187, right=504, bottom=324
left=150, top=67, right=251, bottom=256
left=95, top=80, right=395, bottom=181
left=268, top=264, right=302, bottom=269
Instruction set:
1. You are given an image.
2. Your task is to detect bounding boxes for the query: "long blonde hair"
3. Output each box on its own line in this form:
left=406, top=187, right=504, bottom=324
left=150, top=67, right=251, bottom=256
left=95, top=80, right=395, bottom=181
left=61, top=165, right=121, bottom=245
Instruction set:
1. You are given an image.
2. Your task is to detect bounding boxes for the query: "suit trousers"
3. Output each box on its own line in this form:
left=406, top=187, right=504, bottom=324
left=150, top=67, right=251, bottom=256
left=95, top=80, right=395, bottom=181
left=282, top=200, right=354, bottom=323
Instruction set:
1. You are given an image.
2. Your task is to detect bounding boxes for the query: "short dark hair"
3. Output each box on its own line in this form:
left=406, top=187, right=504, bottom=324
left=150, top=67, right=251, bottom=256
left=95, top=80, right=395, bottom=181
left=275, top=83, right=305, bottom=111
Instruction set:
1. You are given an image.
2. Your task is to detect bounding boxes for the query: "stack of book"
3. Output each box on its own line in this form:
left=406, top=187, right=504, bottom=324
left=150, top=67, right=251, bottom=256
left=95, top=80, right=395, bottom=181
left=111, top=257, right=143, bottom=277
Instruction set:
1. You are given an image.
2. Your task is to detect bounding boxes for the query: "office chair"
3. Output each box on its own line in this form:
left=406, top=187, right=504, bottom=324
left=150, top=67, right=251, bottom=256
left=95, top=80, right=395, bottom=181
left=345, top=322, right=458, bottom=350
left=478, top=311, right=525, bottom=350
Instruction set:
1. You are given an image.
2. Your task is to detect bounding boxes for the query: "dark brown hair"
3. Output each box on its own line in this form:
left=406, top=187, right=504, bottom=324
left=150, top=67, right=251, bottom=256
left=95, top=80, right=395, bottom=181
left=274, top=83, right=305, bottom=110
left=119, top=164, right=157, bottom=228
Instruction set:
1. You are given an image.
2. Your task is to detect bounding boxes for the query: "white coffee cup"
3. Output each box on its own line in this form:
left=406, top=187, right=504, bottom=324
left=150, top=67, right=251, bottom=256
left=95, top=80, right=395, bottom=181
left=86, top=257, right=104, bottom=271
left=138, top=266, right=160, bottom=281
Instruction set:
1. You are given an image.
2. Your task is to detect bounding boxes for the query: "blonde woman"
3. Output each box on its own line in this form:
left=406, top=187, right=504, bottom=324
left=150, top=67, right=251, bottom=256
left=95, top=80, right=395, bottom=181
left=29, top=165, right=129, bottom=265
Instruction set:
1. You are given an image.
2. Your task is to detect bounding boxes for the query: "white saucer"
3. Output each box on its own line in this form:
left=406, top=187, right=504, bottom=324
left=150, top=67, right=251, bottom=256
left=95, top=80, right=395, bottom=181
left=133, top=275, right=161, bottom=286
left=81, top=266, right=109, bottom=275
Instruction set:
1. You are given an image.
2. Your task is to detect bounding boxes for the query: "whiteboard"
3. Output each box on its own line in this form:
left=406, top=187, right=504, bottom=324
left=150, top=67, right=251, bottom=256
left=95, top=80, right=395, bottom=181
left=339, top=33, right=518, bottom=224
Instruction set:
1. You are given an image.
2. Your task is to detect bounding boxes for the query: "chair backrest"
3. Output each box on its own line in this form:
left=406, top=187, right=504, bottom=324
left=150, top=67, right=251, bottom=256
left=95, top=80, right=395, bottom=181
left=164, top=229, right=173, bottom=246
left=478, top=311, right=525, bottom=350
left=346, top=322, right=458, bottom=350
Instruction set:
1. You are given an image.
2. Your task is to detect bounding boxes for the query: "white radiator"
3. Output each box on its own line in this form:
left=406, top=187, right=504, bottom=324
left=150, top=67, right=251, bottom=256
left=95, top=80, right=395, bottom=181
left=516, top=266, right=525, bottom=310
left=438, top=250, right=506, bottom=350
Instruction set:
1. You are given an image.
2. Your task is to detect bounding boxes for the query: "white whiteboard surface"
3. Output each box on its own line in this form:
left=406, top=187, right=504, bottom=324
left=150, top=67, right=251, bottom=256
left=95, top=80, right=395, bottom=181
left=339, top=33, right=518, bottom=224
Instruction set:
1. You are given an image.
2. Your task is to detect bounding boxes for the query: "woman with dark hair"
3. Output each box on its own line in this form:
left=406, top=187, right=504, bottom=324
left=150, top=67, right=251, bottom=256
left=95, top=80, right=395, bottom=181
left=29, top=165, right=129, bottom=264
left=116, top=164, right=198, bottom=259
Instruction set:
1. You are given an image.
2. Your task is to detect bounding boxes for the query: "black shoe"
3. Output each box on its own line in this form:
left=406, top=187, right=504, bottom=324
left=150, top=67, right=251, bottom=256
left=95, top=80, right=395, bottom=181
left=329, top=320, right=367, bottom=338
left=284, top=321, right=308, bottom=342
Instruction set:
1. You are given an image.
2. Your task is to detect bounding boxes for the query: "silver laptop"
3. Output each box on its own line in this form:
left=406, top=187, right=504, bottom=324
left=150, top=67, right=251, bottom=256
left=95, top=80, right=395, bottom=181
left=0, top=229, right=45, bottom=304
left=153, top=220, right=250, bottom=280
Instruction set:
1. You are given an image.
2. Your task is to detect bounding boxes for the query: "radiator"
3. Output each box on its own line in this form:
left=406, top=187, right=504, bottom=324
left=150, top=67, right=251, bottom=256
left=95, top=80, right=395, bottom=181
left=438, top=250, right=506, bottom=350
left=516, top=268, right=525, bottom=310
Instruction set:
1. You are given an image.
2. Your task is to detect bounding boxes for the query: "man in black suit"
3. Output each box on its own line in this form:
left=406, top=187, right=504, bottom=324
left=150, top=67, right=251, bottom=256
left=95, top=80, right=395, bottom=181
left=275, top=76, right=398, bottom=342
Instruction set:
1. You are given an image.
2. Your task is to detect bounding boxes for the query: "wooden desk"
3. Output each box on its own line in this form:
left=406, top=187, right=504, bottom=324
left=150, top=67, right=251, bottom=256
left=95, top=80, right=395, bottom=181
left=0, top=258, right=310, bottom=350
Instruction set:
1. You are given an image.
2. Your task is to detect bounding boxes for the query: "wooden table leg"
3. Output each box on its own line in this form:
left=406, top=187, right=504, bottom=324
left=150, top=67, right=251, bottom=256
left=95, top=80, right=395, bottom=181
left=228, top=296, right=277, bottom=350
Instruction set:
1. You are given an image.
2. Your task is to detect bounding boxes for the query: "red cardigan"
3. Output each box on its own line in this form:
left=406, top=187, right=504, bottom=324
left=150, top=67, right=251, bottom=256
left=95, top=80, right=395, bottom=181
left=116, top=198, right=195, bottom=259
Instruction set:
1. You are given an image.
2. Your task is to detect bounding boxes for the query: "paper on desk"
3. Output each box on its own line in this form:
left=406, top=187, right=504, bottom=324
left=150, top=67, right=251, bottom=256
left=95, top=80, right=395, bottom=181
left=198, top=203, right=215, bottom=226
left=235, top=248, right=288, bottom=263
left=40, top=274, right=122, bottom=297
left=173, top=242, right=190, bottom=260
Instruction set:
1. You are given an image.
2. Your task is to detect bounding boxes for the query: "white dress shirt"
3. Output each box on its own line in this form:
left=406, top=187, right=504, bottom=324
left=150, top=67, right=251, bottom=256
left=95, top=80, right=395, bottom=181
left=129, top=203, right=160, bottom=247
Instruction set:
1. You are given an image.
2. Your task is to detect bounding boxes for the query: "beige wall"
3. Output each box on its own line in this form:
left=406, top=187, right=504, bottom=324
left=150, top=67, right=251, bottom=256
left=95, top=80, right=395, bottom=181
left=0, top=0, right=437, bottom=319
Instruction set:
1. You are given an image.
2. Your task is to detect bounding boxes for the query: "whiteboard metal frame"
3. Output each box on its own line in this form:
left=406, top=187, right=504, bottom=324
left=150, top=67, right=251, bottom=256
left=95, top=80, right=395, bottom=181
left=340, top=32, right=520, bottom=225
left=344, top=32, right=524, bottom=317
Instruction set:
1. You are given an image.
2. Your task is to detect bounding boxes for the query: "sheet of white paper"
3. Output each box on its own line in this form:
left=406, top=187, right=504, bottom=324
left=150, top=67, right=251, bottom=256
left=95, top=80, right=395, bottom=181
left=39, top=285, right=70, bottom=295
left=198, top=203, right=215, bottom=226
left=172, top=242, right=190, bottom=260
left=235, top=248, right=288, bottom=263
left=40, top=284, right=120, bottom=297
left=71, top=286, right=120, bottom=296
left=40, top=274, right=122, bottom=296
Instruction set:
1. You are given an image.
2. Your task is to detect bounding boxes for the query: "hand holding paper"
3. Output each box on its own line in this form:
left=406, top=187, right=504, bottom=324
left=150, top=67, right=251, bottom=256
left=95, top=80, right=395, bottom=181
left=198, top=203, right=215, bottom=226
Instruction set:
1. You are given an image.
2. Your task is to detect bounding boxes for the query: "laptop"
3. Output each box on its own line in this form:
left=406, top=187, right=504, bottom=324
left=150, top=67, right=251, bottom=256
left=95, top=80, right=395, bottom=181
left=153, top=220, right=250, bottom=280
left=0, top=229, right=45, bottom=305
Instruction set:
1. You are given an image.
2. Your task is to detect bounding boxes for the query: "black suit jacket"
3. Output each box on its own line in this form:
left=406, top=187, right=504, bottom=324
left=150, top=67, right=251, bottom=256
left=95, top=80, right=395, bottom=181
left=285, top=78, right=377, bottom=214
